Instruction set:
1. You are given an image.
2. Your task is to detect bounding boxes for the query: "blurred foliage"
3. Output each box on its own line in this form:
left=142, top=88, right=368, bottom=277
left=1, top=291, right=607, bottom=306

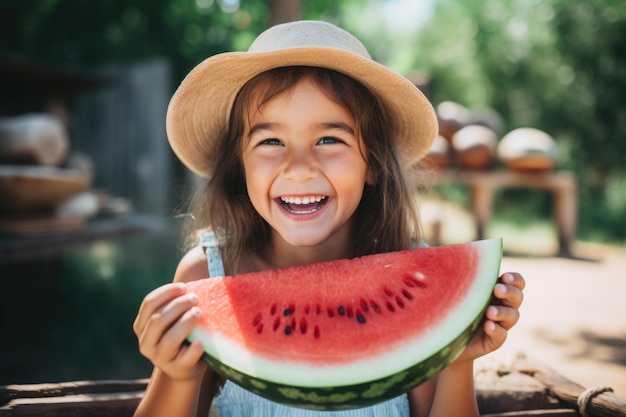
left=1, top=0, right=625, bottom=243
left=0, top=0, right=356, bottom=82
left=411, top=0, right=626, bottom=243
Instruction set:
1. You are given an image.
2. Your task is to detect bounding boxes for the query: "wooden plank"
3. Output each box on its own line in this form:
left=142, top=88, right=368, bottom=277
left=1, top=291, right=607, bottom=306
left=0, top=392, right=143, bottom=417
left=0, top=379, right=148, bottom=404
left=513, top=357, right=626, bottom=417
left=0, top=214, right=160, bottom=264
left=436, top=170, right=576, bottom=190
left=0, top=380, right=147, bottom=417
left=477, top=389, right=563, bottom=414
left=481, top=409, right=579, bottom=417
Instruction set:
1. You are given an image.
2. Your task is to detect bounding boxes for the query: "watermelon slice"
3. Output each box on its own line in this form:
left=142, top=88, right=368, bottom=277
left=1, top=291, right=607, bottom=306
left=187, top=238, right=502, bottom=410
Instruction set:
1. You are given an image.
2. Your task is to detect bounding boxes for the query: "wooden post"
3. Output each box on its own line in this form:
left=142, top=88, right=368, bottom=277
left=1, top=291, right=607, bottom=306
left=270, top=0, right=301, bottom=26
left=553, top=178, right=577, bottom=256
left=470, top=182, right=494, bottom=241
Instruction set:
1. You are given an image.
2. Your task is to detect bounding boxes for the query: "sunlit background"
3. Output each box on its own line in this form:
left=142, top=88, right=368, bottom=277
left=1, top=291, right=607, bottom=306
left=1, top=0, right=625, bottom=400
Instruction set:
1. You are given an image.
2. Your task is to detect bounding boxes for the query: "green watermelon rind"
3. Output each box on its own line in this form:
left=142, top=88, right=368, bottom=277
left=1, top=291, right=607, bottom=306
left=198, top=302, right=487, bottom=410
left=189, top=238, right=502, bottom=410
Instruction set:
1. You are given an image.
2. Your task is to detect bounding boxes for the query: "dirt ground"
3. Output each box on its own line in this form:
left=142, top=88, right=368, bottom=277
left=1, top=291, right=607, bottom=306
left=475, top=241, right=626, bottom=397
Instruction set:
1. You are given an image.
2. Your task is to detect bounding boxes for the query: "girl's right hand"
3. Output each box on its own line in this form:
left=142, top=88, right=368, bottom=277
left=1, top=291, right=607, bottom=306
left=133, top=282, right=207, bottom=381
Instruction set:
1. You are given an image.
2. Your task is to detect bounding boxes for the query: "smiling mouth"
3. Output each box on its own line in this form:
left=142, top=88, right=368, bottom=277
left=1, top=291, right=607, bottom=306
left=279, top=195, right=329, bottom=214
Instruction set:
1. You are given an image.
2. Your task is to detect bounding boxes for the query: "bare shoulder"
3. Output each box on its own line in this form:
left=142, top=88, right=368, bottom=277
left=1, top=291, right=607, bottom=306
left=174, top=245, right=208, bottom=283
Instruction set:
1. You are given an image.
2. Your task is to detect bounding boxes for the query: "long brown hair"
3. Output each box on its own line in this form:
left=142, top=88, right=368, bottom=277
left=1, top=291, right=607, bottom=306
left=184, top=66, right=422, bottom=274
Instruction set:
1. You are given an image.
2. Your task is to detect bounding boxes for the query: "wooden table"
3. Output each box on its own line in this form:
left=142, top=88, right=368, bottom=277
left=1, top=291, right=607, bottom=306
left=431, top=170, right=577, bottom=256
left=0, top=215, right=162, bottom=265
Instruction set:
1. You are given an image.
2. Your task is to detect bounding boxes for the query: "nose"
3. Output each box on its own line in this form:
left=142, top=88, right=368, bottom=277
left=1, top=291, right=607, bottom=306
left=283, top=146, right=317, bottom=182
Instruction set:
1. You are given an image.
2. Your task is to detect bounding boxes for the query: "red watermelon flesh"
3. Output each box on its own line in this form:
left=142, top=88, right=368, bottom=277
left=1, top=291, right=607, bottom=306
left=187, top=238, right=501, bottom=409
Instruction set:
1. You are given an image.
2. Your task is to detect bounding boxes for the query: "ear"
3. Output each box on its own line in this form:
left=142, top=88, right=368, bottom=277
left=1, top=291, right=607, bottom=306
left=365, top=167, right=375, bottom=185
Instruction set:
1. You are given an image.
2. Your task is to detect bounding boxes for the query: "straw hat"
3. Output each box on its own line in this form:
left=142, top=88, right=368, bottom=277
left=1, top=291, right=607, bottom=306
left=166, top=20, right=437, bottom=178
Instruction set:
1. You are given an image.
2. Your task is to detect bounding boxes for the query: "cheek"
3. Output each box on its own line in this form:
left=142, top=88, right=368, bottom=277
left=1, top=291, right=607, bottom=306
left=243, top=156, right=275, bottom=211
left=329, top=157, right=369, bottom=201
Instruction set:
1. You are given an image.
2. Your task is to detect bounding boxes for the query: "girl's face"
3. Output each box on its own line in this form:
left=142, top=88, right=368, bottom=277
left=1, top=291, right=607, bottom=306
left=241, top=77, right=372, bottom=250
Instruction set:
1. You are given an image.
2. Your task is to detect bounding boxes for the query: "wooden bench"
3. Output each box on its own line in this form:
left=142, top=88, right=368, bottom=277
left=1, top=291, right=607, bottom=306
left=2, top=358, right=624, bottom=416
left=431, top=170, right=577, bottom=256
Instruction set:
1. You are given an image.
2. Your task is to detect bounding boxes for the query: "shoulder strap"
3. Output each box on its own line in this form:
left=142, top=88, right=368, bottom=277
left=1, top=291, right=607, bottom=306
left=199, top=231, right=225, bottom=278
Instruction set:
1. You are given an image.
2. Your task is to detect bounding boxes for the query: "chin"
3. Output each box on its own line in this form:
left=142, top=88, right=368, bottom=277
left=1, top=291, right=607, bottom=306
left=280, top=231, right=329, bottom=248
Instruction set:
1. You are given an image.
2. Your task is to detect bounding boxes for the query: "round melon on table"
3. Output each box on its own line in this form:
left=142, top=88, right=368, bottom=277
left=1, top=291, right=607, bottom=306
left=421, top=134, right=450, bottom=170
left=451, top=125, right=499, bottom=170
left=436, top=101, right=471, bottom=141
left=497, top=127, right=557, bottom=172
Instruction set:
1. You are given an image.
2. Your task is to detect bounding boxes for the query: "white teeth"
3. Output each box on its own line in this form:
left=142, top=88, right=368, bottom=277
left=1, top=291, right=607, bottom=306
left=280, top=195, right=325, bottom=205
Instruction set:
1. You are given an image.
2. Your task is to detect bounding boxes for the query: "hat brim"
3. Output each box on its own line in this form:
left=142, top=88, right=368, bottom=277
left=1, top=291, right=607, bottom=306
left=166, top=46, right=437, bottom=178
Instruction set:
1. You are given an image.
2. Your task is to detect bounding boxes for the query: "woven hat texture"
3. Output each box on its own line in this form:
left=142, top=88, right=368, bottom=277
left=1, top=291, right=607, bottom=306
left=166, top=20, right=437, bottom=178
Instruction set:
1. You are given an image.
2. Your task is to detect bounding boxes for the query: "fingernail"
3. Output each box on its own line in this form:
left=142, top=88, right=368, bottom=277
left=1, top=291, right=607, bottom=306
left=504, top=273, right=514, bottom=283
left=188, top=293, right=198, bottom=304
left=488, top=306, right=499, bottom=317
left=190, top=306, right=201, bottom=317
left=496, top=283, right=507, bottom=294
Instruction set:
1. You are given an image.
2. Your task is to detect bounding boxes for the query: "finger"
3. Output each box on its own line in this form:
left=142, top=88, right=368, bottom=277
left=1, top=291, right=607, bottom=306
left=134, top=283, right=187, bottom=336
left=486, top=305, right=520, bottom=330
left=138, top=293, right=199, bottom=358
left=155, top=306, right=203, bottom=362
left=500, top=272, right=525, bottom=290
left=482, top=319, right=507, bottom=352
left=175, top=339, right=206, bottom=372
left=493, top=282, right=524, bottom=309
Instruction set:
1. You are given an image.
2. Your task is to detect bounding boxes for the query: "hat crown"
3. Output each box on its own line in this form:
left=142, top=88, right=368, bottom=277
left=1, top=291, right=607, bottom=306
left=248, top=20, right=371, bottom=59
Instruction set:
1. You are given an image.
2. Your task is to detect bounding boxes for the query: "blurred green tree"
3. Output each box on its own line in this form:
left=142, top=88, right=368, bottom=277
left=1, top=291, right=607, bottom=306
left=0, top=0, right=355, bottom=81
left=412, top=0, right=626, bottom=242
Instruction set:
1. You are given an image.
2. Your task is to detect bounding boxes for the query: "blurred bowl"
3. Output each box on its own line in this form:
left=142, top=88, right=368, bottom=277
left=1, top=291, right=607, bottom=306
left=0, top=164, right=92, bottom=212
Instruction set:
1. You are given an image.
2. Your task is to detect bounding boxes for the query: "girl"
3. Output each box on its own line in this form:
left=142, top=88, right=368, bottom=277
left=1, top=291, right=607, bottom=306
left=133, top=20, right=524, bottom=417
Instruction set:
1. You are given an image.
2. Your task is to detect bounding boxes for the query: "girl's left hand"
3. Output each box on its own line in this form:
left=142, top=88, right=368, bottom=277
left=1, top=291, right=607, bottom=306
left=453, top=272, right=525, bottom=365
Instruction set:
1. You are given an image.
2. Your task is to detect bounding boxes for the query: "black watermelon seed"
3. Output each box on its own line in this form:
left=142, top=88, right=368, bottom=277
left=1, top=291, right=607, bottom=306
left=284, top=304, right=295, bottom=316
left=284, top=326, right=292, bottom=335
left=338, top=306, right=345, bottom=316
left=386, top=301, right=395, bottom=312
left=357, top=314, right=366, bottom=324
left=395, top=296, right=405, bottom=308
left=402, top=289, right=413, bottom=300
